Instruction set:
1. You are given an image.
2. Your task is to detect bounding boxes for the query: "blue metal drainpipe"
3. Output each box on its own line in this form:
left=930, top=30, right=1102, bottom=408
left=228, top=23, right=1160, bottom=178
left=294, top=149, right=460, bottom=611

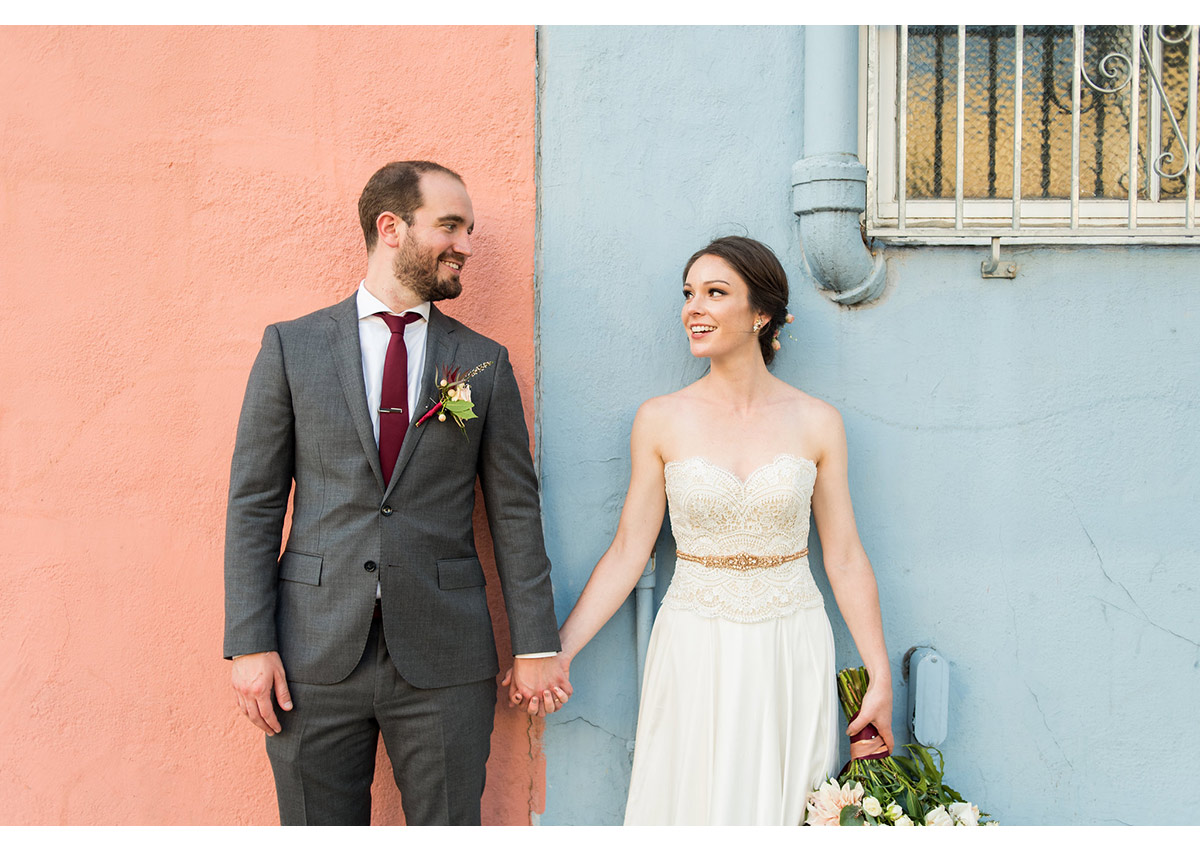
left=634, top=551, right=655, bottom=701
left=793, top=25, right=887, bottom=306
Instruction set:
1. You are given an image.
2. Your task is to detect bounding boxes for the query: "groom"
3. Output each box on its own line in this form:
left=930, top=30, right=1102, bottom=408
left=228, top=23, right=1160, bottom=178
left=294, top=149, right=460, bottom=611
left=223, top=161, right=567, bottom=825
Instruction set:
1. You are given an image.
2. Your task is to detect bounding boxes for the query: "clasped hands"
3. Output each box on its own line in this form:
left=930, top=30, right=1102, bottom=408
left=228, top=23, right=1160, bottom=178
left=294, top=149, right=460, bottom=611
left=234, top=651, right=574, bottom=733
left=500, top=655, right=572, bottom=717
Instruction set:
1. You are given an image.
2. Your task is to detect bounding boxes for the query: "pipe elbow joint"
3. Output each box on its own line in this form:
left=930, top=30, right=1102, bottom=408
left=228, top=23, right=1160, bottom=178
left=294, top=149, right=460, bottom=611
left=792, top=154, right=887, bottom=306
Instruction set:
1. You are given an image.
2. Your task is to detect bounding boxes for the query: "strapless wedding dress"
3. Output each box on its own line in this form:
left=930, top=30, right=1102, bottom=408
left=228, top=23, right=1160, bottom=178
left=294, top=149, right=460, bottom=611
left=623, top=455, right=838, bottom=825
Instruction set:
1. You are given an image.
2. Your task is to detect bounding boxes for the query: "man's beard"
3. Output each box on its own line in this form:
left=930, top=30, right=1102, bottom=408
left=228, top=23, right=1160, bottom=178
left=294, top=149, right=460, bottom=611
left=392, top=237, right=464, bottom=303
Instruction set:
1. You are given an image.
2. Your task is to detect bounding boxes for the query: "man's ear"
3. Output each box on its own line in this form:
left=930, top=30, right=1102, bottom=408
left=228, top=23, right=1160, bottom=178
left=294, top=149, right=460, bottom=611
left=375, top=211, right=406, bottom=249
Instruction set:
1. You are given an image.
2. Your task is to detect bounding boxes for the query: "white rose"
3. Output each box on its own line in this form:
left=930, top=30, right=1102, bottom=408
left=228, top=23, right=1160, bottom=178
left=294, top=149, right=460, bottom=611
left=885, top=802, right=904, bottom=821
left=949, top=801, right=980, bottom=826
left=894, top=815, right=914, bottom=826
left=458, top=383, right=472, bottom=403
left=925, top=806, right=954, bottom=826
left=862, top=796, right=882, bottom=817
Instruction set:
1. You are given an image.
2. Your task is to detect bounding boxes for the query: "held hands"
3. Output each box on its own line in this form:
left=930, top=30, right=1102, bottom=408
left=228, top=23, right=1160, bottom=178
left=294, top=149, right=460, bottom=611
left=845, top=676, right=895, bottom=756
left=500, top=655, right=572, bottom=717
left=231, top=651, right=292, bottom=736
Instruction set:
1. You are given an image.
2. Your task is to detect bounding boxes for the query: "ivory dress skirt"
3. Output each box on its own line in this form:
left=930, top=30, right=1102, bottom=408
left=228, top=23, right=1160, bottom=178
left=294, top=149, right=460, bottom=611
left=623, top=455, right=839, bottom=826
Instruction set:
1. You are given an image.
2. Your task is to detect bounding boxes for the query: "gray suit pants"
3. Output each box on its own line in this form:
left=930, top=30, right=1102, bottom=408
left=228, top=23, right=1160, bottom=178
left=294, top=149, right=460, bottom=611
left=265, top=615, right=497, bottom=825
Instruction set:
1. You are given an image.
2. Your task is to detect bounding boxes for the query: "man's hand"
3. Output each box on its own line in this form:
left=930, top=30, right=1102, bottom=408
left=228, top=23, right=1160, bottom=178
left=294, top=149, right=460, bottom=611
left=500, top=655, right=572, bottom=718
left=232, top=651, right=292, bottom=736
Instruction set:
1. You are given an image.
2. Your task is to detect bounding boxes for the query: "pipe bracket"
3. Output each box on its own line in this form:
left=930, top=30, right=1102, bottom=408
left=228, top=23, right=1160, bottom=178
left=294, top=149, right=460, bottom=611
left=980, top=236, right=1018, bottom=278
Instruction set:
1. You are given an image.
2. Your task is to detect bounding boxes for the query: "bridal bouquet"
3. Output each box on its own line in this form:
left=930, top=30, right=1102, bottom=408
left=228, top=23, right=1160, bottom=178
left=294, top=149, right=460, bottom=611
left=805, top=667, right=995, bottom=826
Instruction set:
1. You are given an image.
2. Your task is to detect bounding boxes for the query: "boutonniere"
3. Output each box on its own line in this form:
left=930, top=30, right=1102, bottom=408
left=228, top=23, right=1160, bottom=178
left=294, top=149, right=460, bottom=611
left=415, top=361, right=494, bottom=438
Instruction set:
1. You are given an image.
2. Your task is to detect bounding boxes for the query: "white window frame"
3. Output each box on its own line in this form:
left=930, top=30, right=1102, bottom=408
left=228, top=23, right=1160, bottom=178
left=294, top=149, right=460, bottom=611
left=864, top=25, right=1199, bottom=245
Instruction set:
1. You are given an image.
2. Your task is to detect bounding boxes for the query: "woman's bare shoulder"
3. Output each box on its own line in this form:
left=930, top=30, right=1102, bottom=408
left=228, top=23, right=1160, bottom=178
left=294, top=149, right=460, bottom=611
left=634, top=392, right=675, bottom=423
left=778, top=383, right=845, bottom=434
left=631, top=385, right=706, bottom=452
left=636, top=381, right=706, bottom=419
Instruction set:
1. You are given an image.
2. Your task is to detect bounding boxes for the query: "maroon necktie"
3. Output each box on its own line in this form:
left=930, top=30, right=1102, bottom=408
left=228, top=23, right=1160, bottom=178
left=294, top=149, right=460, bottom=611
left=378, top=312, right=420, bottom=485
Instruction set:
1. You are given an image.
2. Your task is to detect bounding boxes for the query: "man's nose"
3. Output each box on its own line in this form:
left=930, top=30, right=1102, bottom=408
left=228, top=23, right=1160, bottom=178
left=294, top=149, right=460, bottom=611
left=454, top=233, right=473, bottom=257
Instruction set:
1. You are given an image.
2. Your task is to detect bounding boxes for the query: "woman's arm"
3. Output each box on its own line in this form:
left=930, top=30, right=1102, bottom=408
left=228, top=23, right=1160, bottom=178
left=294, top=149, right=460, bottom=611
left=504, top=399, right=669, bottom=712
left=557, top=400, right=669, bottom=661
left=809, top=403, right=895, bottom=752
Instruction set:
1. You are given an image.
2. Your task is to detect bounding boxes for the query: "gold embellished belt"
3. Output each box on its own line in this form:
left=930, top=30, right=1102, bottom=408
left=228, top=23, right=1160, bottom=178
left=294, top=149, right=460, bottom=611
left=675, top=548, right=809, bottom=571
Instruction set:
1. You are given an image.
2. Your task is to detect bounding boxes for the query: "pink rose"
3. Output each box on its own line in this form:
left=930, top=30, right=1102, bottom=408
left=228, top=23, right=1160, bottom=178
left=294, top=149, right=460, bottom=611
left=805, top=779, right=864, bottom=826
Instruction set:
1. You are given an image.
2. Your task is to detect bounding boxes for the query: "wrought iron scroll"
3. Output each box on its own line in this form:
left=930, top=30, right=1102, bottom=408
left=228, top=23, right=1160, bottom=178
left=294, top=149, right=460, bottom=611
left=1080, top=25, right=1196, bottom=181
left=869, top=24, right=1198, bottom=239
left=1143, top=25, right=1193, bottom=180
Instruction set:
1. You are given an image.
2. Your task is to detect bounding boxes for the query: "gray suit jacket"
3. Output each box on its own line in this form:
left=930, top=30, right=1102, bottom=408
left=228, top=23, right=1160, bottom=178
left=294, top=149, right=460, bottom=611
left=223, top=295, right=560, bottom=687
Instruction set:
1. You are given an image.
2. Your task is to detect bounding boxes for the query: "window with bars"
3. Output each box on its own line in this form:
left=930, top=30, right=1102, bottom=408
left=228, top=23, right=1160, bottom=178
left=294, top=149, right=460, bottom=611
left=866, top=25, right=1199, bottom=243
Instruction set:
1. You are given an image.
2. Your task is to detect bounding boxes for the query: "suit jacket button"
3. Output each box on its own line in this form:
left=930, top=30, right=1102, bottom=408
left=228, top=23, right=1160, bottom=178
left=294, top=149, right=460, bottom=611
left=380, top=505, right=393, bottom=516
left=364, top=560, right=378, bottom=572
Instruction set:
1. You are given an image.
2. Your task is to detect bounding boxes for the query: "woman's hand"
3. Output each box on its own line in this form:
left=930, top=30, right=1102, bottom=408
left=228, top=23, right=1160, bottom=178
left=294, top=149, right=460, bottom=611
left=845, top=678, right=895, bottom=756
left=501, top=653, right=572, bottom=717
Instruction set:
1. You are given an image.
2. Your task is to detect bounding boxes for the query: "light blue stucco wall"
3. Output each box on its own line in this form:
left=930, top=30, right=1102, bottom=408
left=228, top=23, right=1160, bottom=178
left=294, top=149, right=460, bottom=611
left=535, top=25, right=1200, bottom=826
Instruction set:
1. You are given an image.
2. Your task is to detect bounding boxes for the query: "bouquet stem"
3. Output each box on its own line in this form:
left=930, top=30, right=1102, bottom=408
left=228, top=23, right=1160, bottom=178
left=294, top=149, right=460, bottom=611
left=815, top=666, right=992, bottom=825
left=834, top=668, right=924, bottom=822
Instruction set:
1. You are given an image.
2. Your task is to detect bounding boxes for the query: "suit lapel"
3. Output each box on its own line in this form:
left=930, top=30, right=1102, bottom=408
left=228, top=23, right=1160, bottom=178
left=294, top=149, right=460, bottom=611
left=327, top=294, right=387, bottom=492
left=383, top=303, right=458, bottom=500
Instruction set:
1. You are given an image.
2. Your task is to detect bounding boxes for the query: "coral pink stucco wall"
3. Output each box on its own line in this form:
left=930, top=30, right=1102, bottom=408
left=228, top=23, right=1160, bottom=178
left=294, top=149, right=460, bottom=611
left=0, top=26, right=544, bottom=824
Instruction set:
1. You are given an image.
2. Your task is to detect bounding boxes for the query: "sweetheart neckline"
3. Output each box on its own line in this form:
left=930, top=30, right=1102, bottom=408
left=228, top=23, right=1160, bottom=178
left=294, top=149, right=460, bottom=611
left=663, top=453, right=817, bottom=486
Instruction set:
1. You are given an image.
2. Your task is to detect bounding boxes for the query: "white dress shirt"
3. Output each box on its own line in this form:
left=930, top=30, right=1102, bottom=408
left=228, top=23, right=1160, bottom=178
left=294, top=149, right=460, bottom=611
left=358, top=283, right=428, bottom=602
left=354, top=284, right=553, bottom=659
left=357, top=282, right=431, bottom=445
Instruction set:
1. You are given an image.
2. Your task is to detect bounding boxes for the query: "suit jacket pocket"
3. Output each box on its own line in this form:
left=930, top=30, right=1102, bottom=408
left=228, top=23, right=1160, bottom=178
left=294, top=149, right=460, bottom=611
left=278, top=550, right=323, bottom=585
left=437, top=556, right=486, bottom=590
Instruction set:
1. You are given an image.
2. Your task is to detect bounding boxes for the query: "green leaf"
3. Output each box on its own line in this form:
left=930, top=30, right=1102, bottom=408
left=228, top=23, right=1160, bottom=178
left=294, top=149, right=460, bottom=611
left=442, top=399, right=474, bottom=415
left=839, top=805, right=865, bottom=826
left=915, top=746, right=941, bottom=782
left=904, top=789, right=923, bottom=823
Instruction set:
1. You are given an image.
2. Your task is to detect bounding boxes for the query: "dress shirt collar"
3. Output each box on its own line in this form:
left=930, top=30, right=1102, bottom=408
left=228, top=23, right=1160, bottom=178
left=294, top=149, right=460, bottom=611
left=356, top=281, right=431, bottom=323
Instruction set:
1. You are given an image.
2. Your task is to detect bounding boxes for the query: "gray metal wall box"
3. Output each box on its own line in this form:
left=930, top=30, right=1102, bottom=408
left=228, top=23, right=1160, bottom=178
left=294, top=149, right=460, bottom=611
left=907, top=647, right=949, bottom=747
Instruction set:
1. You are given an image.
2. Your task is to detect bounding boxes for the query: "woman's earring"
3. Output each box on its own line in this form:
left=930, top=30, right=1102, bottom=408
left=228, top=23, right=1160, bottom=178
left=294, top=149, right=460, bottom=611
left=752, top=318, right=763, bottom=333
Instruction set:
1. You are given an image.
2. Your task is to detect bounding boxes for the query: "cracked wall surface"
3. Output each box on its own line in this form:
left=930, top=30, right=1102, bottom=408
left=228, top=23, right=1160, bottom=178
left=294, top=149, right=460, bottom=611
left=535, top=25, right=1200, bottom=825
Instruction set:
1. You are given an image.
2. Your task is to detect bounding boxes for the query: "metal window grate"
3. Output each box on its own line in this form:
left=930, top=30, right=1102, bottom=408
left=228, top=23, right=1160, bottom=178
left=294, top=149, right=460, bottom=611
left=866, top=25, right=1199, bottom=243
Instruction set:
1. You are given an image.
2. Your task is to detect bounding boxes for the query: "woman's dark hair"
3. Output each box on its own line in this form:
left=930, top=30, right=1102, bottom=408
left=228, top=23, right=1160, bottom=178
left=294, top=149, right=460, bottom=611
left=683, top=236, right=790, bottom=365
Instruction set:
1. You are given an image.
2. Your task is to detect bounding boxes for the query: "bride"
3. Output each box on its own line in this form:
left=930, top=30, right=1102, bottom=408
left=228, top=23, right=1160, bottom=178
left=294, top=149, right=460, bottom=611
left=513, top=235, right=892, bottom=825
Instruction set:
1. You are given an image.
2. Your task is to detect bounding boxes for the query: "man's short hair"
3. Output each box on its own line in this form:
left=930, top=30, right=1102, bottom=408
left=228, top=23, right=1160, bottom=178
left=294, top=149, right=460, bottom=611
left=358, top=161, right=464, bottom=252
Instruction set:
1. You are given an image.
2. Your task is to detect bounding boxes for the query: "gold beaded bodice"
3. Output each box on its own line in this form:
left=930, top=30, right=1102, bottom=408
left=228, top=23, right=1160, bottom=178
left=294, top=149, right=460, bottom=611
left=662, top=454, right=825, bottom=622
